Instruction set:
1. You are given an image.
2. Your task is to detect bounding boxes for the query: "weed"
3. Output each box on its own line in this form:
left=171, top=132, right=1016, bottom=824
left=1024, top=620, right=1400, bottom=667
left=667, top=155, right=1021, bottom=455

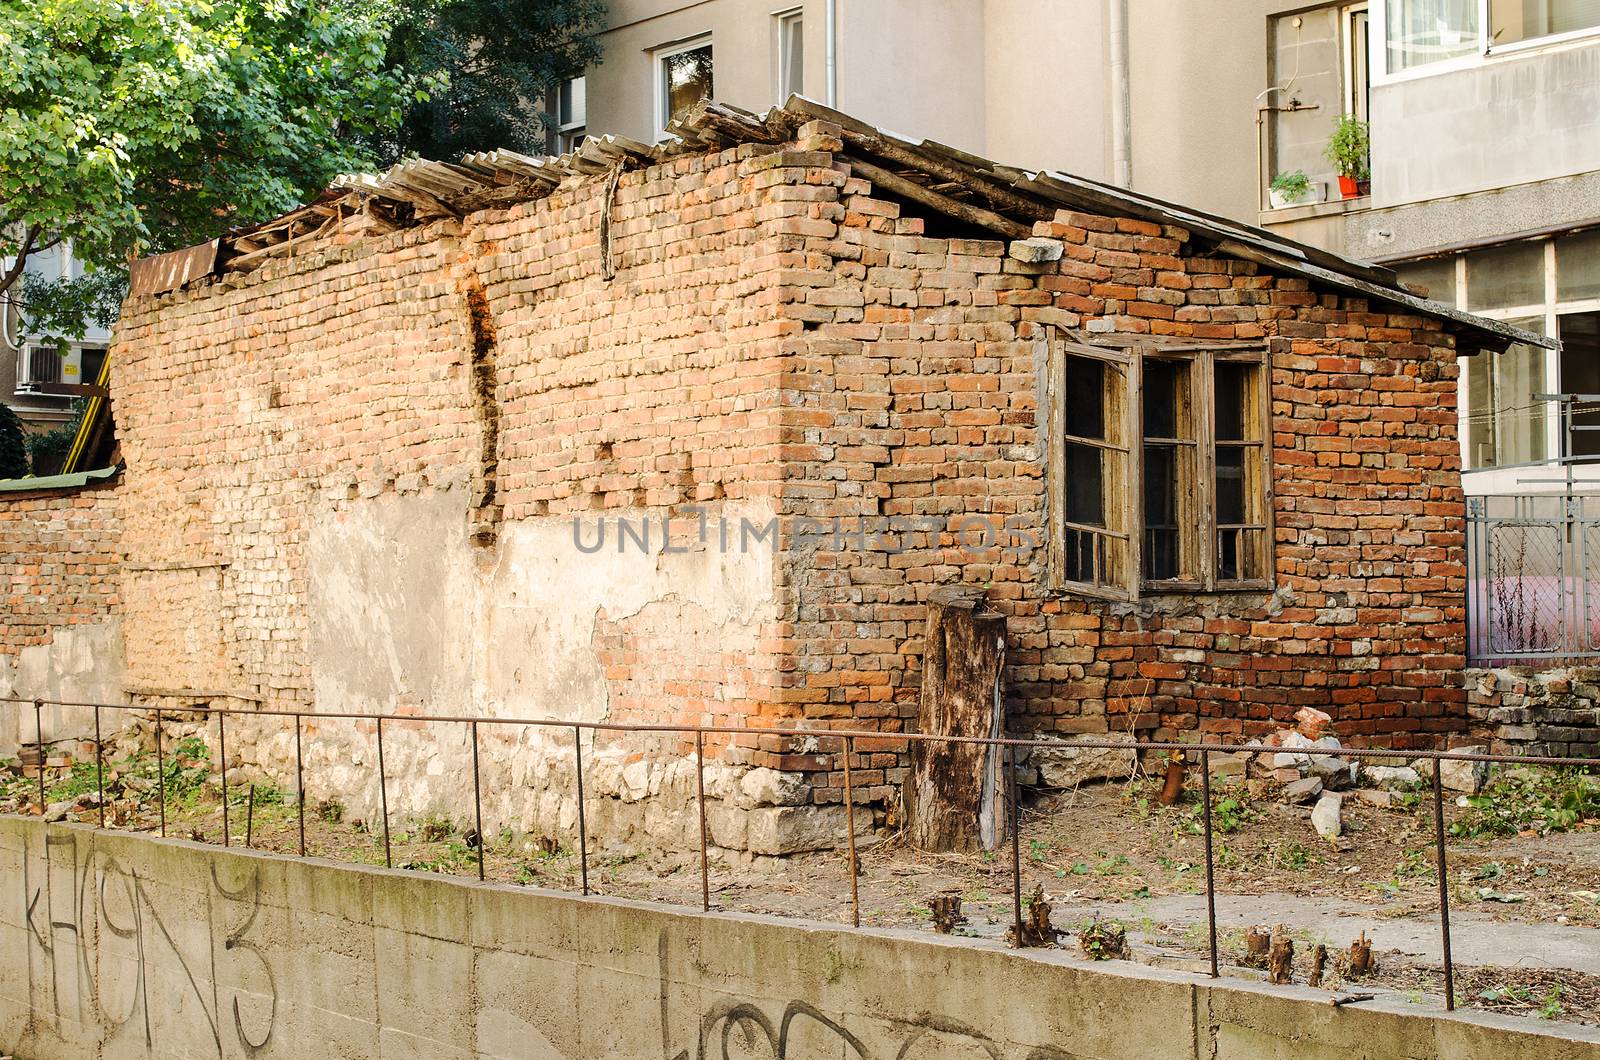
left=419, top=816, right=455, bottom=843
left=1537, top=986, right=1565, bottom=1020
left=1272, top=839, right=1312, bottom=871
left=1451, top=768, right=1600, bottom=839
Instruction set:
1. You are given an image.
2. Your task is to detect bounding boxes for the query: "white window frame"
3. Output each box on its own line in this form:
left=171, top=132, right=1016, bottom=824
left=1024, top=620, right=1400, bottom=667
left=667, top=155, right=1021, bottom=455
left=774, top=7, right=804, bottom=104
left=653, top=35, right=713, bottom=141
left=1434, top=235, right=1600, bottom=472
left=556, top=76, right=586, bottom=154
left=1342, top=3, right=1372, bottom=121
left=1371, top=0, right=1600, bottom=85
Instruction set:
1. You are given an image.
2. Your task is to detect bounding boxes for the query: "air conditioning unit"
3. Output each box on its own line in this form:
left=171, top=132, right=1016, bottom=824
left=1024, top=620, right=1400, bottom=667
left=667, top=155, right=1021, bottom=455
left=15, top=343, right=82, bottom=395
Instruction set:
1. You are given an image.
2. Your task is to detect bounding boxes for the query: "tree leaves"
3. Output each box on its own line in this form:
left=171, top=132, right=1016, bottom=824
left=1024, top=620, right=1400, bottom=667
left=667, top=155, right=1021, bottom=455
left=0, top=0, right=416, bottom=297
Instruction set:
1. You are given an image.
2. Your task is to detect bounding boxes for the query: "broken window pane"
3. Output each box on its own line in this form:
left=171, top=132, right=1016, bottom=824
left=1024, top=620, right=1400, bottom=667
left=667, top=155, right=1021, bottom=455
left=1144, top=444, right=1179, bottom=580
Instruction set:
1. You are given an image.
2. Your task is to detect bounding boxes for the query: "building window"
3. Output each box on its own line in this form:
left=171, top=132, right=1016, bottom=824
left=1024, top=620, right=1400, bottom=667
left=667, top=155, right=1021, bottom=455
left=1381, top=0, right=1600, bottom=74
left=1343, top=3, right=1372, bottom=121
left=776, top=9, right=804, bottom=102
left=656, top=37, right=713, bottom=136
left=1397, top=227, right=1600, bottom=471
left=1048, top=333, right=1271, bottom=600
left=555, top=76, right=586, bottom=153
left=1491, top=0, right=1600, bottom=45
left=1385, top=0, right=1480, bottom=71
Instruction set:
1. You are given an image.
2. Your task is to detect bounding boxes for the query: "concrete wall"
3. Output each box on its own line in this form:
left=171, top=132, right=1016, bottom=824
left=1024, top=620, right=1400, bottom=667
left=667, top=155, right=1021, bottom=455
left=4, top=818, right=1598, bottom=1060
left=1370, top=43, right=1600, bottom=210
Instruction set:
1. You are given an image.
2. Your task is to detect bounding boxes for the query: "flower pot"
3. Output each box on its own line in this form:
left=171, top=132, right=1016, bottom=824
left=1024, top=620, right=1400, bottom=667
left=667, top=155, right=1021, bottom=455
left=1268, top=188, right=1300, bottom=209
left=1357, top=179, right=1372, bottom=197
left=1338, top=175, right=1361, bottom=199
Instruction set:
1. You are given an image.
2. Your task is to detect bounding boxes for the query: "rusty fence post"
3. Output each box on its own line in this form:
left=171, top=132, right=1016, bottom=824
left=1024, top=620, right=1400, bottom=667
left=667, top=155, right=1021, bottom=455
left=1432, top=760, right=1455, bottom=1011
left=245, top=785, right=257, bottom=848
left=842, top=734, right=860, bottom=928
left=155, top=707, right=166, bottom=838
left=696, top=730, right=710, bottom=913
left=295, top=715, right=306, bottom=857
left=34, top=699, right=46, bottom=814
left=471, top=721, right=485, bottom=882
left=573, top=724, right=589, bottom=896
left=1200, top=749, right=1219, bottom=978
left=1009, top=741, right=1024, bottom=947
left=218, top=709, right=230, bottom=847
left=376, top=716, right=392, bottom=868
left=94, top=703, right=106, bottom=829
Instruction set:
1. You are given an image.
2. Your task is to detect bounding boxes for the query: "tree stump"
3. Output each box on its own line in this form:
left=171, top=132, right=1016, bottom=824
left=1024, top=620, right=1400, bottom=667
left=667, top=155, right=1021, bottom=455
left=1267, top=925, right=1295, bottom=985
left=1308, top=943, right=1328, bottom=988
left=905, top=587, right=1007, bottom=852
left=1243, top=926, right=1271, bottom=968
left=1345, top=931, right=1376, bottom=979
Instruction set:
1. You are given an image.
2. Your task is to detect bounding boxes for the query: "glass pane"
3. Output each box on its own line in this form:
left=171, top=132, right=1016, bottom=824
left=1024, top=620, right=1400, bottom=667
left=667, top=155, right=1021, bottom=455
left=559, top=77, right=586, bottom=127
left=1065, top=355, right=1106, bottom=439
left=1143, top=359, right=1183, bottom=438
left=781, top=16, right=804, bottom=97
left=1216, top=447, right=1246, bottom=526
left=1462, top=353, right=1497, bottom=470
left=1491, top=0, right=1600, bottom=44
left=1388, top=0, right=1481, bottom=71
left=1557, top=228, right=1600, bottom=303
left=1396, top=256, right=1458, bottom=304
left=1065, top=443, right=1104, bottom=526
left=664, top=45, right=713, bottom=124
left=1214, top=362, right=1249, bottom=441
left=1560, top=311, right=1600, bottom=457
left=1493, top=316, right=1550, bottom=465
left=1144, top=444, right=1178, bottom=580
left=1466, top=241, right=1546, bottom=310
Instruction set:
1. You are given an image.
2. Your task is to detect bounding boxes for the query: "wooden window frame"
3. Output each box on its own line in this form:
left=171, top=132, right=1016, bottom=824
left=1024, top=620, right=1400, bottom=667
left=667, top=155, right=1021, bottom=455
left=1046, top=331, right=1274, bottom=600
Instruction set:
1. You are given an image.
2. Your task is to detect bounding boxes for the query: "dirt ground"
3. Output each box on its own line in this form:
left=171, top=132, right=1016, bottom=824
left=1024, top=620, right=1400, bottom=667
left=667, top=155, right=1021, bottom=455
left=5, top=757, right=1600, bottom=1028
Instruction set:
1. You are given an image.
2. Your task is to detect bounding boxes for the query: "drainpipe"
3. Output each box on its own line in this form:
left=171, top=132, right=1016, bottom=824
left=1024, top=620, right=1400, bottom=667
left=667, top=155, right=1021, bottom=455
left=1108, top=0, right=1132, bottom=188
left=826, top=0, right=838, bottom=107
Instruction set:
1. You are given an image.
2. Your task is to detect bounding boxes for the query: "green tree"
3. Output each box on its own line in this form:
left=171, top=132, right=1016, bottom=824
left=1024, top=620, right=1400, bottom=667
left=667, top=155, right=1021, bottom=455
left=0, top=0, right=423, bottom=342
left=0, top=402, right=27, bottom=479
left=375, top=0, right=606, bottom=164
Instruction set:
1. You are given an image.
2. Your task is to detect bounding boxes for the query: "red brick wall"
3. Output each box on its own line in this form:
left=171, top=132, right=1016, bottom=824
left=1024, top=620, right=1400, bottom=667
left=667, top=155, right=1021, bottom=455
left=0, top=479, right=122, bottom=657
left=773, top=164, right=1467, bottom=805
left=101, top=127, right=1469, bottom=818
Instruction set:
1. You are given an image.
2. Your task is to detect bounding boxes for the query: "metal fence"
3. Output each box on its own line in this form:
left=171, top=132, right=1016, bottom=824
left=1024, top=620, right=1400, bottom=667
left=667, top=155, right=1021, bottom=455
left=5, top=694, right=1600, bottom=1012
left=1467, top=493, right=1600, bottom=664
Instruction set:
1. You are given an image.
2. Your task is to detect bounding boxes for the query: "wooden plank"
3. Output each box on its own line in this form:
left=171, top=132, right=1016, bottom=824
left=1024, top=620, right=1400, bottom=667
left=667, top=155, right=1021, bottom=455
left=905, top=587, right=1008, bottom=853
left=845, top=156, right=1032, bottom=239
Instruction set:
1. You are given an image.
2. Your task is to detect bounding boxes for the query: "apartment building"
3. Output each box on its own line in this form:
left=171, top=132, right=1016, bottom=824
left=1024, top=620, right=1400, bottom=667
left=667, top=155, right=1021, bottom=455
left=561, top=0, right=1600, bottom=493
left=1, top=242, right=111, bottom=436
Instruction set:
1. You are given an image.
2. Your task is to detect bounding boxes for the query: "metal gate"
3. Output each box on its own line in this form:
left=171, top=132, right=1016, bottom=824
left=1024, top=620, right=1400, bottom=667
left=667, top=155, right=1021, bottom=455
left=1467, top=493, right=1600, bottom=664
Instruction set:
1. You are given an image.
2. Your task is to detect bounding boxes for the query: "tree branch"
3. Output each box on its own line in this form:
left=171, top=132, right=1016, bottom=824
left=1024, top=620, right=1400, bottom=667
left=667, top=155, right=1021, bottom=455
left=0, top=225, right=42, bottom=298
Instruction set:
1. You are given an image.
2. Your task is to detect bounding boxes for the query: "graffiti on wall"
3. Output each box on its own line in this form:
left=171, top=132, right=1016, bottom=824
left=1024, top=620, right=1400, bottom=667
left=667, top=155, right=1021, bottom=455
left=18, top=829, right=277, bottom=1057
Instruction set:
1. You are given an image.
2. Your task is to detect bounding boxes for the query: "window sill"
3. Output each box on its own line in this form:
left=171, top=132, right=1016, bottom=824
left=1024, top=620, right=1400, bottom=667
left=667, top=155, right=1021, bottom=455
left=1259, top=195, right=1369, bottom=227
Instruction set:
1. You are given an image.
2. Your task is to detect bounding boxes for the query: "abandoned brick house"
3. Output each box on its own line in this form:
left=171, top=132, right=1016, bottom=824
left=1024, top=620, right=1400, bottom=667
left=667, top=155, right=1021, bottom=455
left=0, top=99, right=1548, bottom=854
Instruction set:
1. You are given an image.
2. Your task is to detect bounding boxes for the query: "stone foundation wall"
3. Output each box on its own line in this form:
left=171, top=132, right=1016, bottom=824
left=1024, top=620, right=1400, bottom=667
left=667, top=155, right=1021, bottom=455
left=1467, top=668, right=1600, bottom=759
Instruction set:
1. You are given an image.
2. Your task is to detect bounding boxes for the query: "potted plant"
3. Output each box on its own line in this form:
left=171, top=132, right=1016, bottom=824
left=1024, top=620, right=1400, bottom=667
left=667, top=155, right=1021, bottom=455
left=1268, top=170, right=1313, bottom=209
left=1324, top=115, right=1371, bottom=199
